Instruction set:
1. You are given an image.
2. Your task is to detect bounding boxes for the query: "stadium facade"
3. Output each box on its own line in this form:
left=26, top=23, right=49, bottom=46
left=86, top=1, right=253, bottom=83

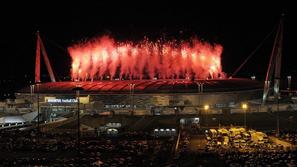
left=15, top=78, right=263, bottom=120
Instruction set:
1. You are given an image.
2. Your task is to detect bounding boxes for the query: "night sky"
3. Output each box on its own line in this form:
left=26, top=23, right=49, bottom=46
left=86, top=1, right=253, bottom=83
left=0, top=1, right=294, bottom=96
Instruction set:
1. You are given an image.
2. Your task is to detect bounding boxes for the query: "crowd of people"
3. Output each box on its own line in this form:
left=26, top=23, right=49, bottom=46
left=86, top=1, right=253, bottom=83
left=1, top=126, right=297, bottom=166
left=279, top=130, right=297, bottom=145
left=0, top=129, right=175, bottom=166
left=169, top=126, right=297, bottom=166
left=221, top=150, right=297, bottom=166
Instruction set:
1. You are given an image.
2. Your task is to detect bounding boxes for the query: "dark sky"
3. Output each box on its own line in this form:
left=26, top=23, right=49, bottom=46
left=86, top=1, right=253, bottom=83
left=0, top=1, right=294, bottom=85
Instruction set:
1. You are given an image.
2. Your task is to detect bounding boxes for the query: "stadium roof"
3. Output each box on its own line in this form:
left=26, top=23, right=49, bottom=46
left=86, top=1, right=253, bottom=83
left=18, top=78, right=263, bottom=94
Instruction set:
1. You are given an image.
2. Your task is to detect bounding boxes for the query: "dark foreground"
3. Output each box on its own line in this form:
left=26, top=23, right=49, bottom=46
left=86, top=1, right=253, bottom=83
left=1, top=111, right=297, bottom=166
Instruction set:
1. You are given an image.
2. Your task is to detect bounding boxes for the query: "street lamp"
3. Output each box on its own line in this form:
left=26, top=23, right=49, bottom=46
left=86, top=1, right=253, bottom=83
left=287, top=76, right=292, bottom=97
left=276, top=92, right=280, bottom=137
left=195, top=82, right=204, bottom=121
left=241, top=103, right=248, bottom=128
left=72, top=84, right=84, bottom=158
left=35, top=81, right=41, bottom=144
left=204, top=104, right=209, bottom=128
left=30, top=84, right=34, bottom=103
left=287, top=75, right=292, bottom=91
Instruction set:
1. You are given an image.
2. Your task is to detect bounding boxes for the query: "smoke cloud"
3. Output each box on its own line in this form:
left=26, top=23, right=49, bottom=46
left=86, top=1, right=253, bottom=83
left=69, top=36, right=224, bottom=81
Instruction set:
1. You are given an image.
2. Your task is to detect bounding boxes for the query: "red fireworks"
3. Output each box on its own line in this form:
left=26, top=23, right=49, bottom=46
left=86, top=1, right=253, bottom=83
left=69, top=36, right=224, bottom=81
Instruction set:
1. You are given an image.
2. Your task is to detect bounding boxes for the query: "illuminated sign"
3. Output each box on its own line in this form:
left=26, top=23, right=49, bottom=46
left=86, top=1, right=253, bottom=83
left=47, top=99, right=78, bottom=103
left=105, top=104, right=136, bottom=109
left=215, top=103, right=227, bottom=108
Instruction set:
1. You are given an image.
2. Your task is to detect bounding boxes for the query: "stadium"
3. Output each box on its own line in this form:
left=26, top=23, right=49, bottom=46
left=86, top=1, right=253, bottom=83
left=11, top=32, right=272, bottom=124
left=15, top=78, right=263, bottom=119
left=12, top=33, right=278, bottom=123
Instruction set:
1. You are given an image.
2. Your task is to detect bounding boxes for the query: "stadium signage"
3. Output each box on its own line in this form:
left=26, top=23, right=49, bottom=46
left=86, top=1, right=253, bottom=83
left=47, top=98, right=78, bottom=103
left=105, top=104, right=136, bottom=109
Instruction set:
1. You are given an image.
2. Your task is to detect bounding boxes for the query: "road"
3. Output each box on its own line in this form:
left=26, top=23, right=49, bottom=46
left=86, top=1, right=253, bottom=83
left=188, top=135, right=206, bottom=152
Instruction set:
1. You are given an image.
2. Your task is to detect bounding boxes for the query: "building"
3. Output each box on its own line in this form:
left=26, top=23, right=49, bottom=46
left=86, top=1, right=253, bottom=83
left=15, top=78, right=263, bottom=121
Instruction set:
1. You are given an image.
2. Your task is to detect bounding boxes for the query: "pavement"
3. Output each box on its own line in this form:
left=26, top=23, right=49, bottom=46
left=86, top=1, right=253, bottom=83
left=188, top=135, right=206, bottom=152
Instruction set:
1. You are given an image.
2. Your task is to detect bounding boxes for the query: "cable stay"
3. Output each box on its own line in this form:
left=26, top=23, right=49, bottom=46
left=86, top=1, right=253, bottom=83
left=230, top=23, right=277, bottom=78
